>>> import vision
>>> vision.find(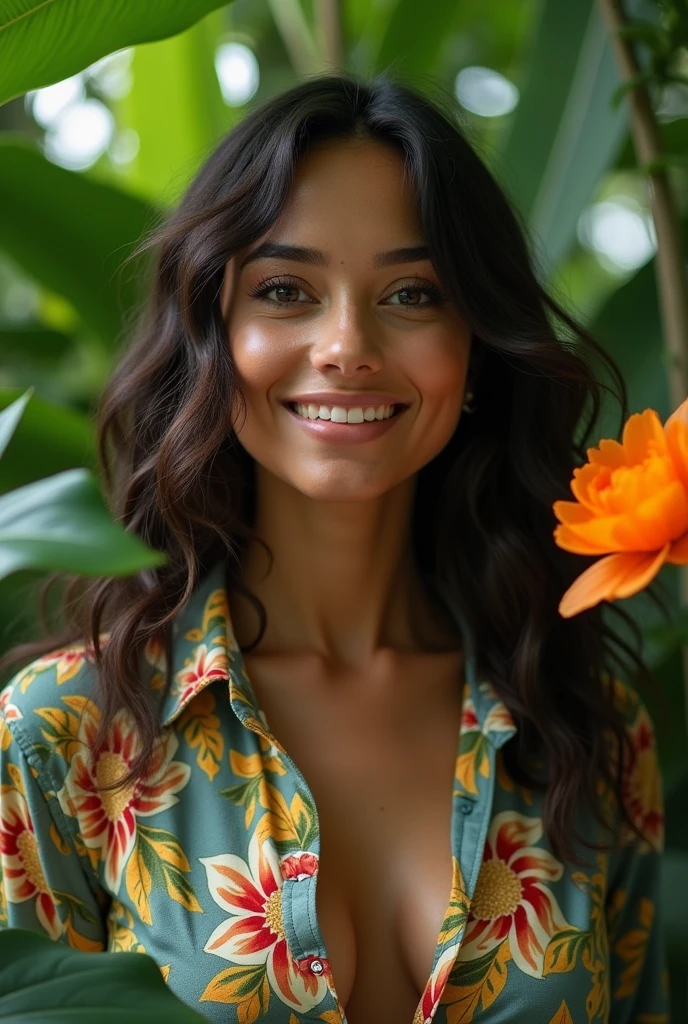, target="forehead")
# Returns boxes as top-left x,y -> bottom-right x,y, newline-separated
273,138 -> 422,241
